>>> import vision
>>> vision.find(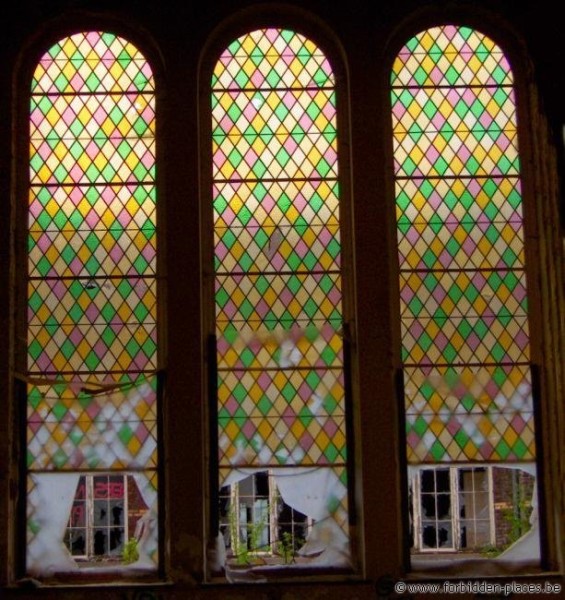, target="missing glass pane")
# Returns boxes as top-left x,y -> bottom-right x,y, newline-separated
219,471 -> 315,567
27,471 -> 158,576
66,475 -> 127,559
215,467 -> 350,579
410,465 -> 538,560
